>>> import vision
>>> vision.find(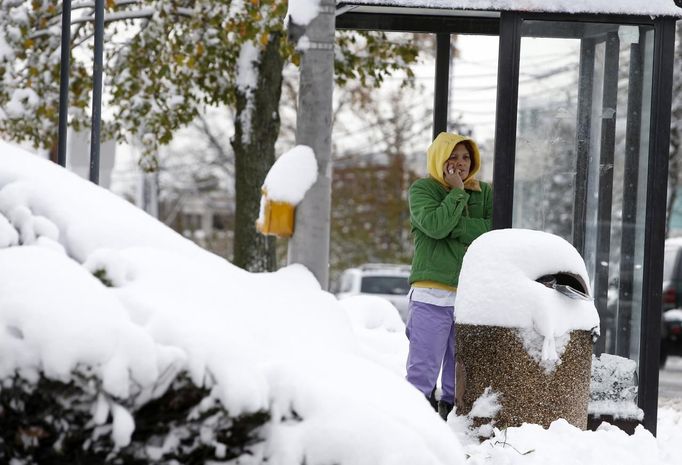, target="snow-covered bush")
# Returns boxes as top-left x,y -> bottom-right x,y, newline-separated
0,142 -> 463,465
1,375 -> 269,464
